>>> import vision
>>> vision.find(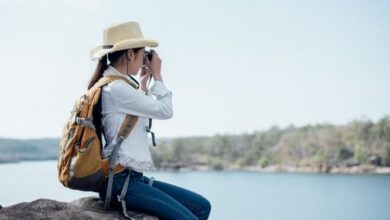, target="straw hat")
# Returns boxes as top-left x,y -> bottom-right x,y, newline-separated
90,21 -> 158,61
